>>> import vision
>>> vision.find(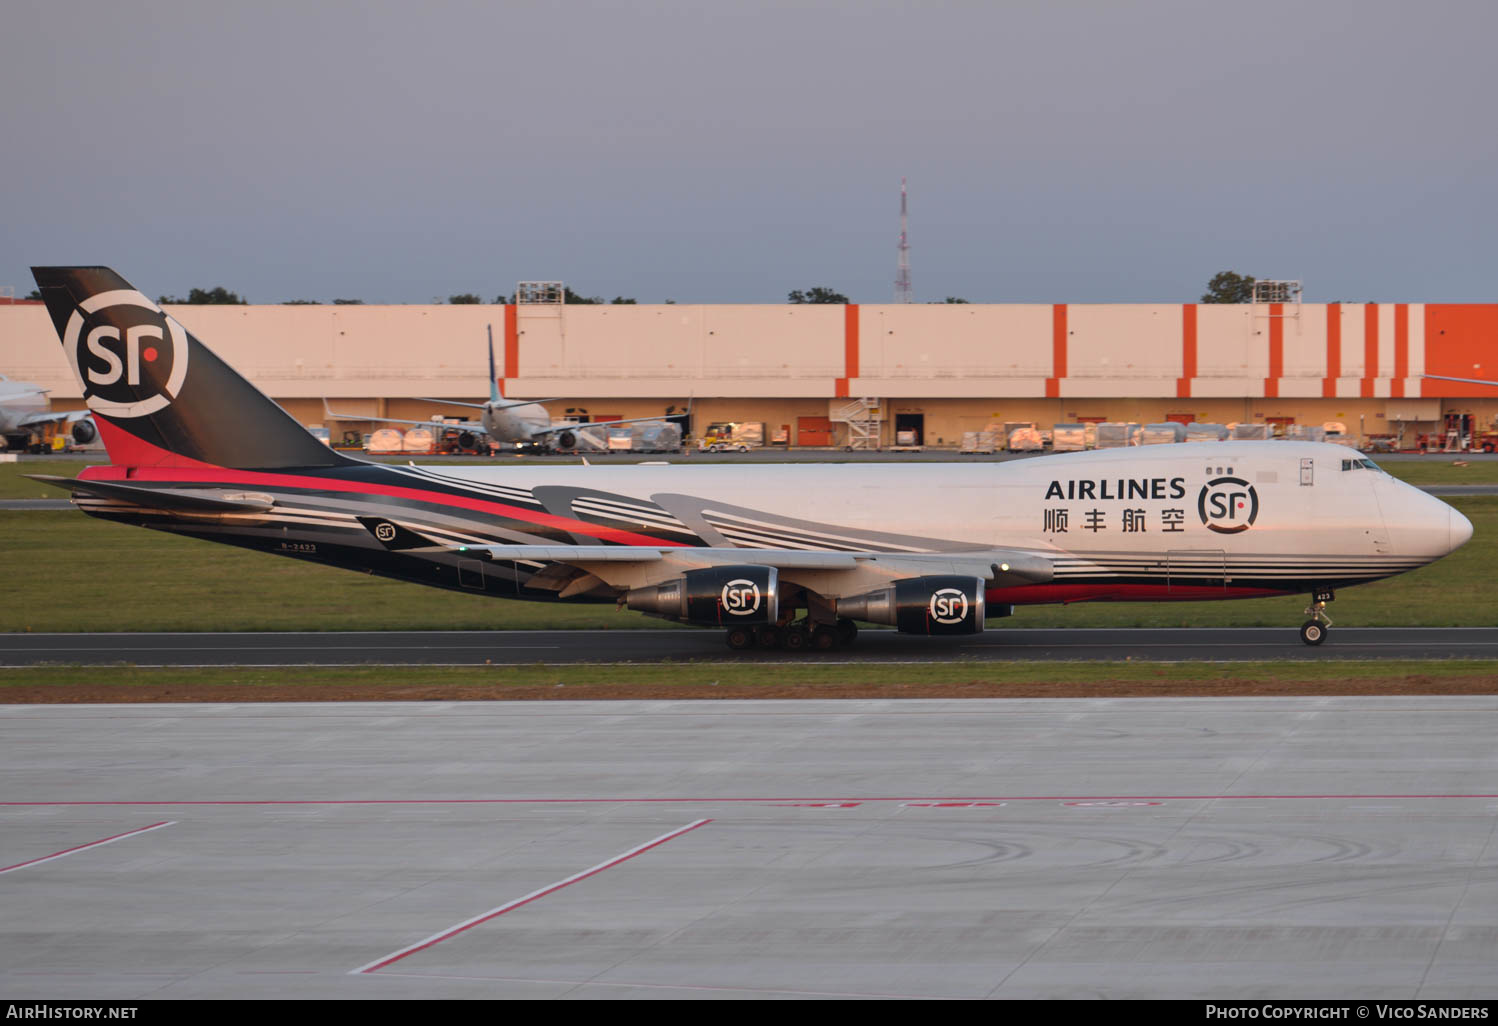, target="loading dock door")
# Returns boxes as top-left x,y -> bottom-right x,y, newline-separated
894,413 -> 924,446
797,416 -> 832,447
